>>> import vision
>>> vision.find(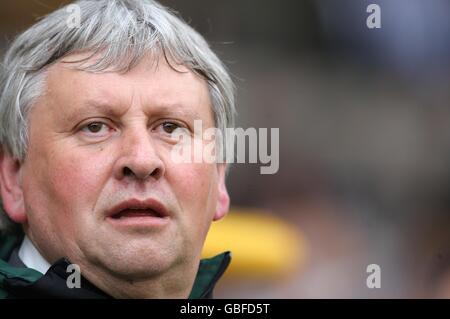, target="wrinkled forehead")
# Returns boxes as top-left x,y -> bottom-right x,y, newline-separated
35,51 -> 214,123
